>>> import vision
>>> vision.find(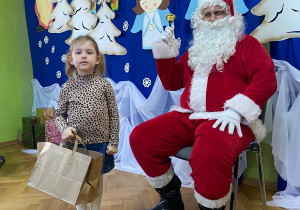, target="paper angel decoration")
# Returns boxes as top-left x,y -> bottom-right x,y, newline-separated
131,0 -> 171,50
